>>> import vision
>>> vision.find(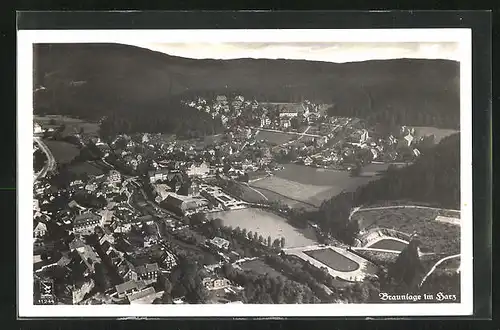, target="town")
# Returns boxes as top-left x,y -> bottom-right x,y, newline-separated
33,94 -> 460,305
